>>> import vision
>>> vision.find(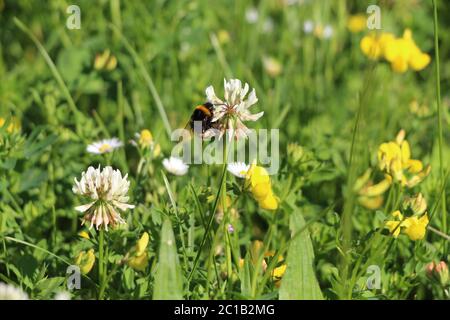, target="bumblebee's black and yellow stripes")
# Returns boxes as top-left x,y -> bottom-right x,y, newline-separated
189,102 -> 214,133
